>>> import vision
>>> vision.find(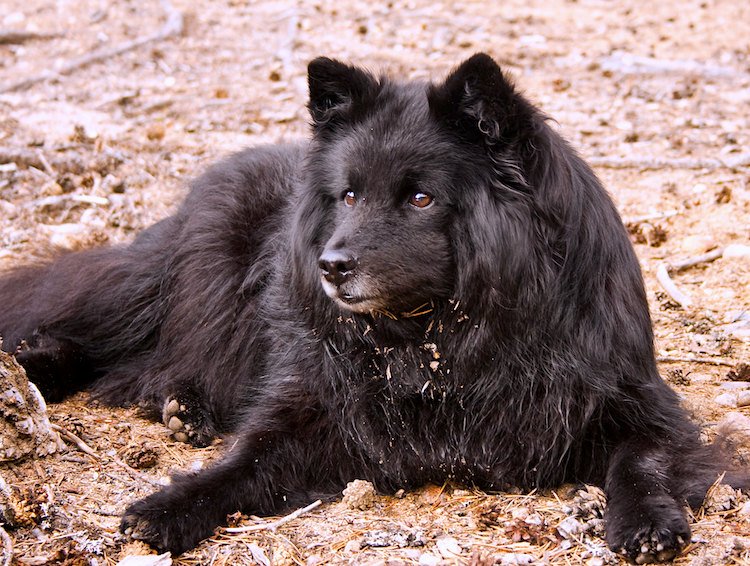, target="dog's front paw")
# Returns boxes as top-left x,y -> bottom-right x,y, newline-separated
606,496 -> 690,563
121,490 -> 213,555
